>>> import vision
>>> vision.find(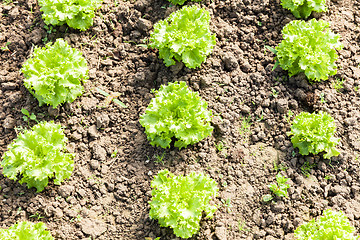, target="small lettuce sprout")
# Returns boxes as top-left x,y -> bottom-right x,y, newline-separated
288,111 -> 340,159
38,0 -> 102,31
281,0 -> 327,19
150,5 -> 216,69
295,209 -> 359,239
0,221 -> 54,240
150,169 -> 218,239
275,19 -> 343,82
263,173 -> 290,202
139,81 -> 213,149
21,38 -> 88,109
1,121 -> 74,192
